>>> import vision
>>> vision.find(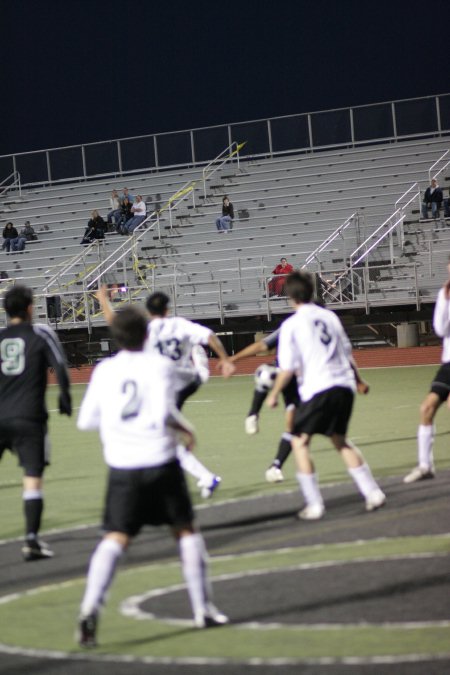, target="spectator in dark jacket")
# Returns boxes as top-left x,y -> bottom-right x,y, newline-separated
421,179 -> 443,219
117,197 -> 133,233
2,222 -> 26,252
80,211 -> 107,245
20,221 -> 38,241
215,196 -> 234,233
